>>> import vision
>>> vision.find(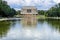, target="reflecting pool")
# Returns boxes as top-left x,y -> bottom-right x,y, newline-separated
0,18 -> 60,40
